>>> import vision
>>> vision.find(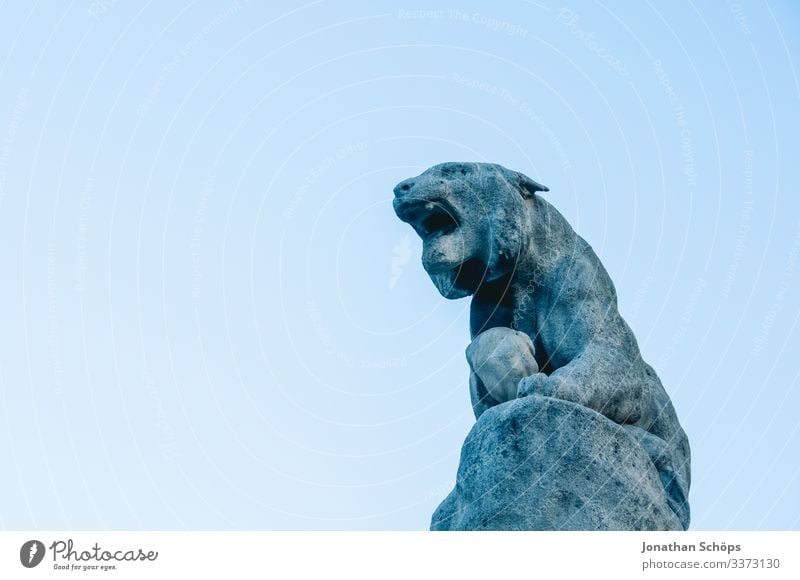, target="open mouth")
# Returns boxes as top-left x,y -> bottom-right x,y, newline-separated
417,204 -> 458,239
394,198 -> 460,241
